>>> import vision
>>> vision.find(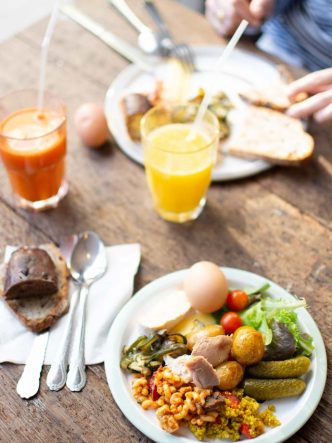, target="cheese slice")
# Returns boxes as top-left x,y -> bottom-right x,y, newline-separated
139,289 -> 192,331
